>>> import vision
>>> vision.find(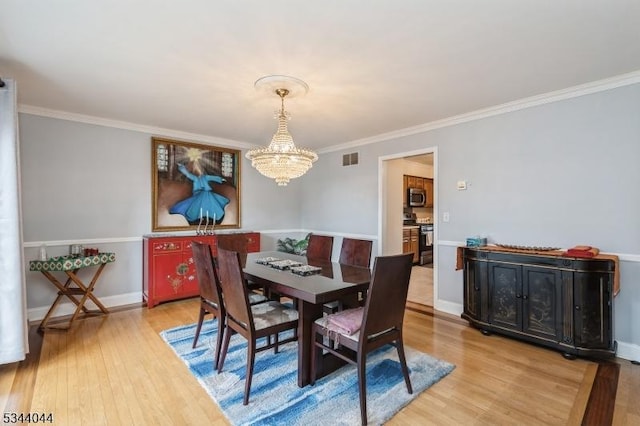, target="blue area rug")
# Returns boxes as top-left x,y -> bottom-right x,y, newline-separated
160,320 -> 455,425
